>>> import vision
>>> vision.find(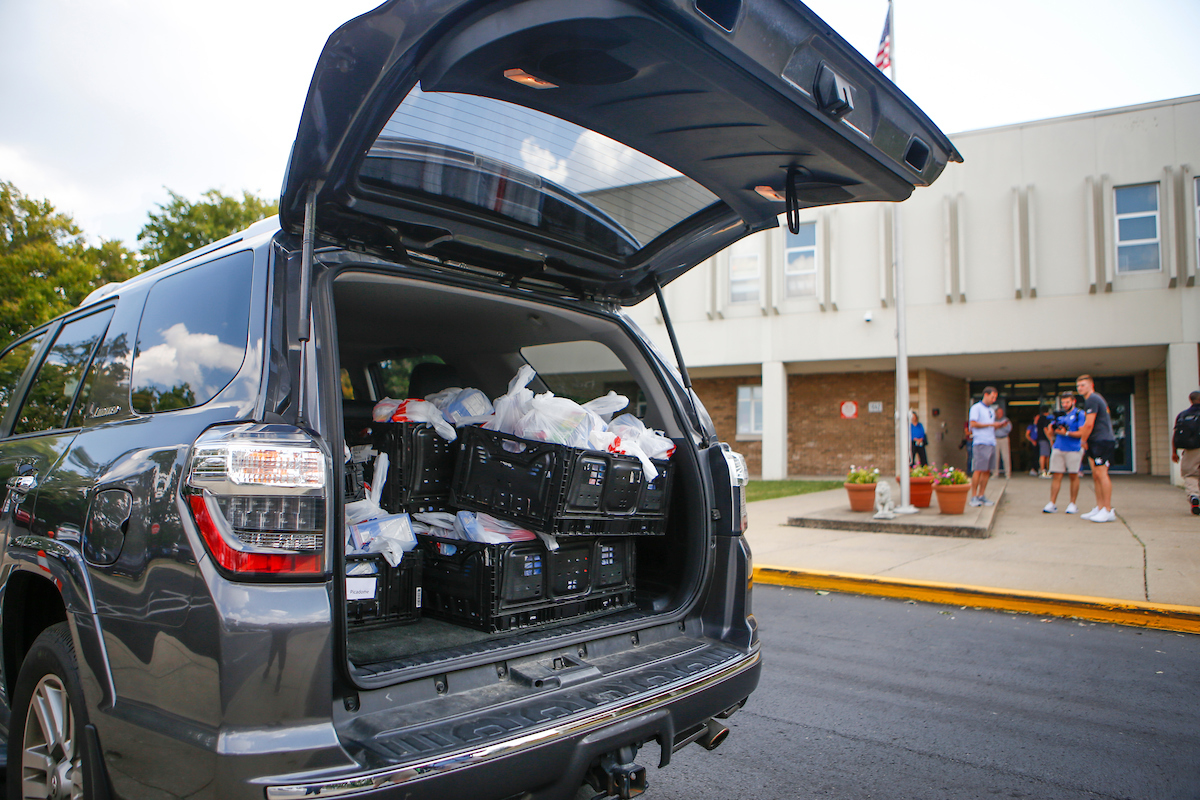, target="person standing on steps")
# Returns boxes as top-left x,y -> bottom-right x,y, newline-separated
968,387 -> 1001,507
1043,391 -> 1086,514
1076,375 -> 1117,523
910,410 -> 928,467
1171,389 -> 1200,516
